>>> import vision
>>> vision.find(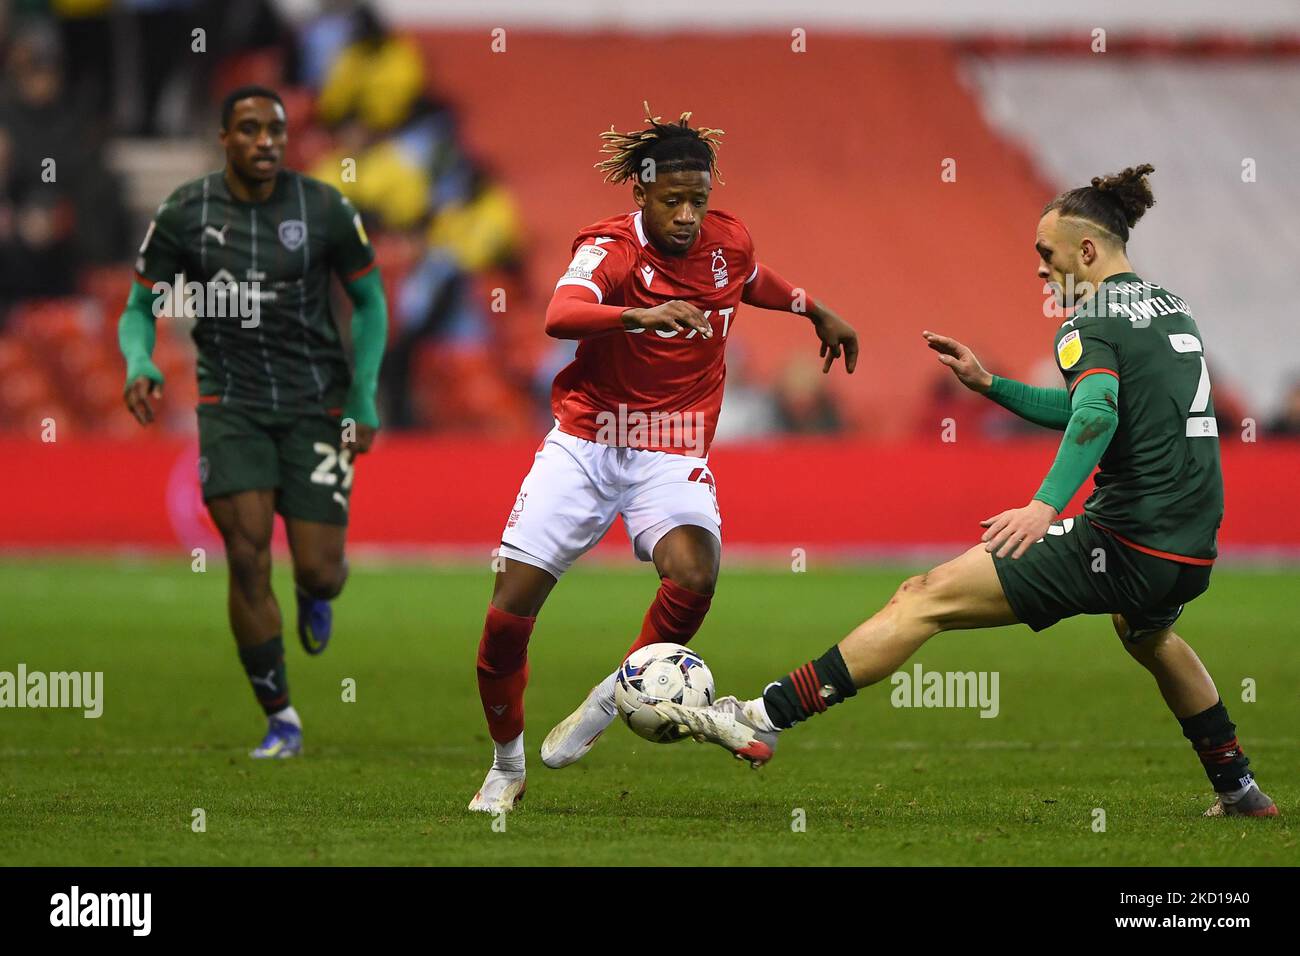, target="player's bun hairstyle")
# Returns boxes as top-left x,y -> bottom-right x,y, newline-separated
1044,163 -> 1156,245
220,85 -> 285,130
596,102 -> 724,185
